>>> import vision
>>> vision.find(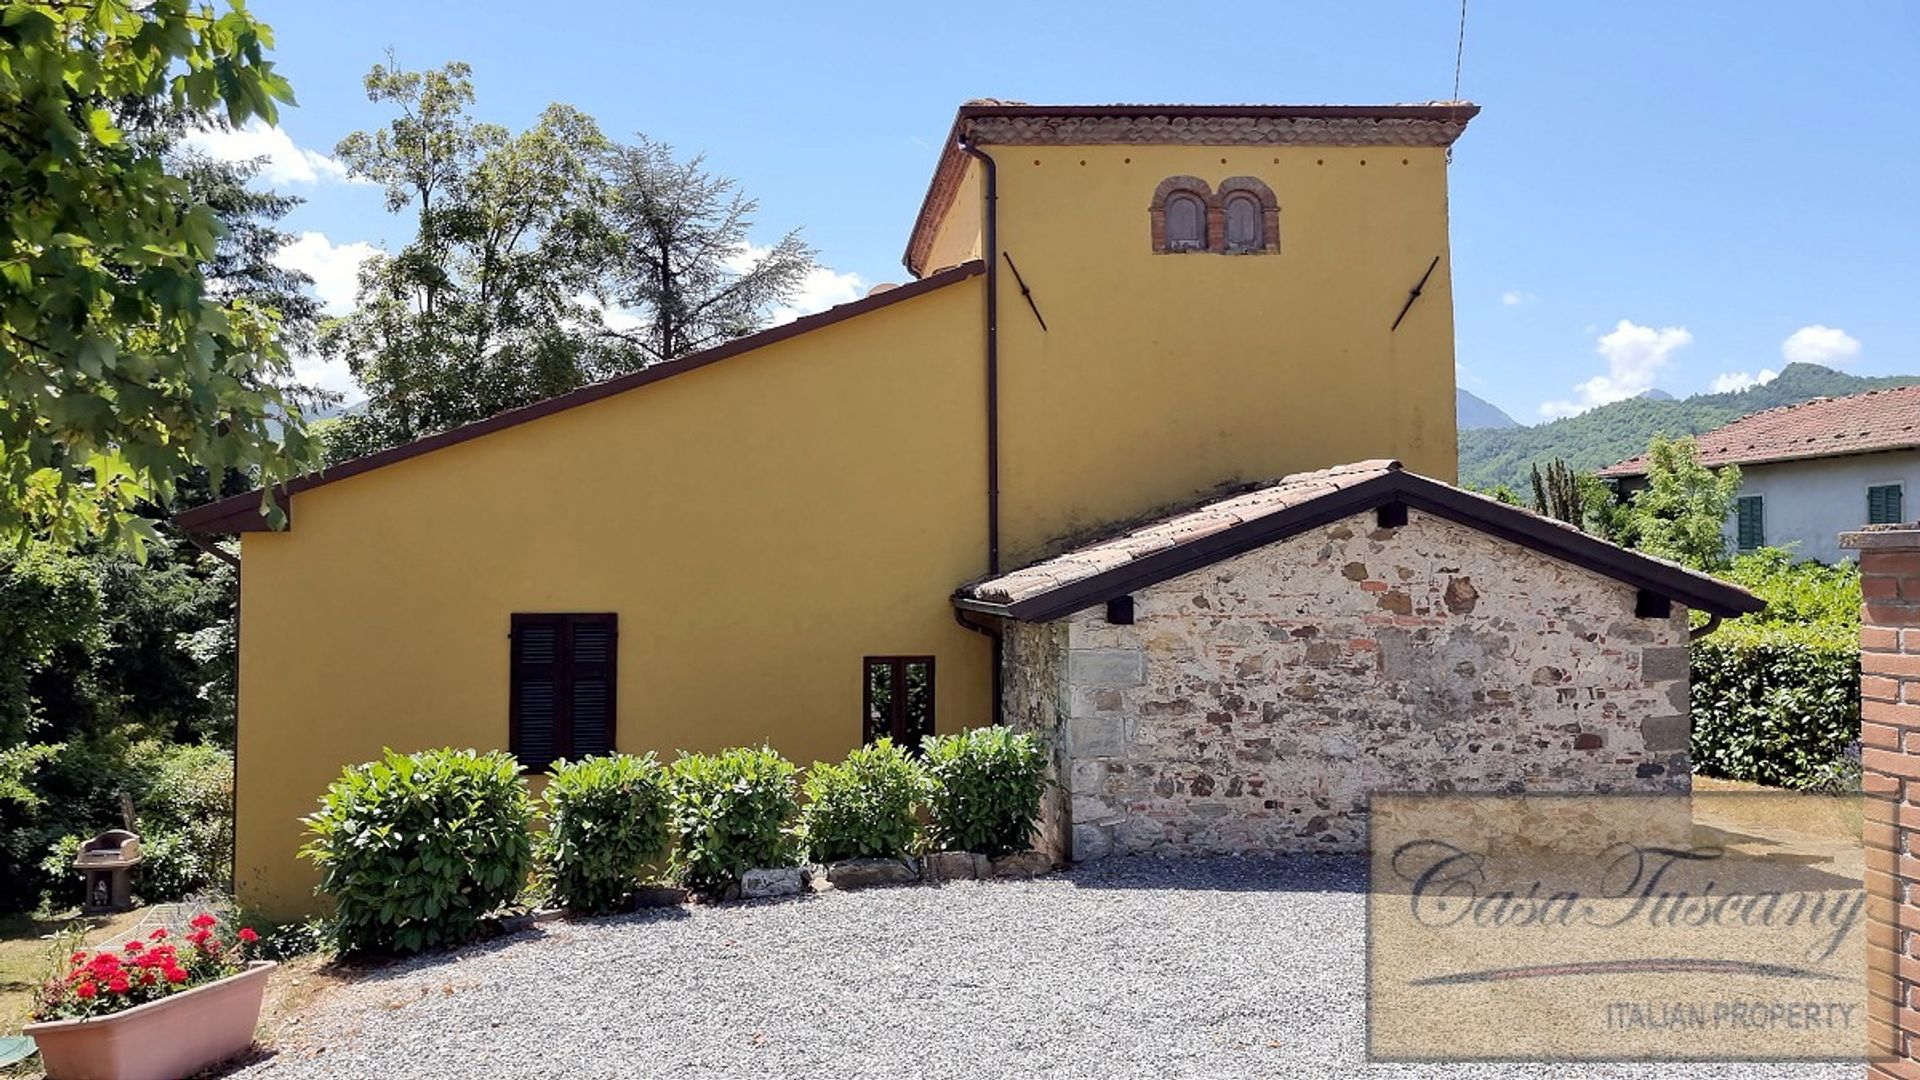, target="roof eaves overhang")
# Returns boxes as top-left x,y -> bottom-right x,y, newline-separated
952,471 -> 1763,622
1601,440 -> 1920,479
